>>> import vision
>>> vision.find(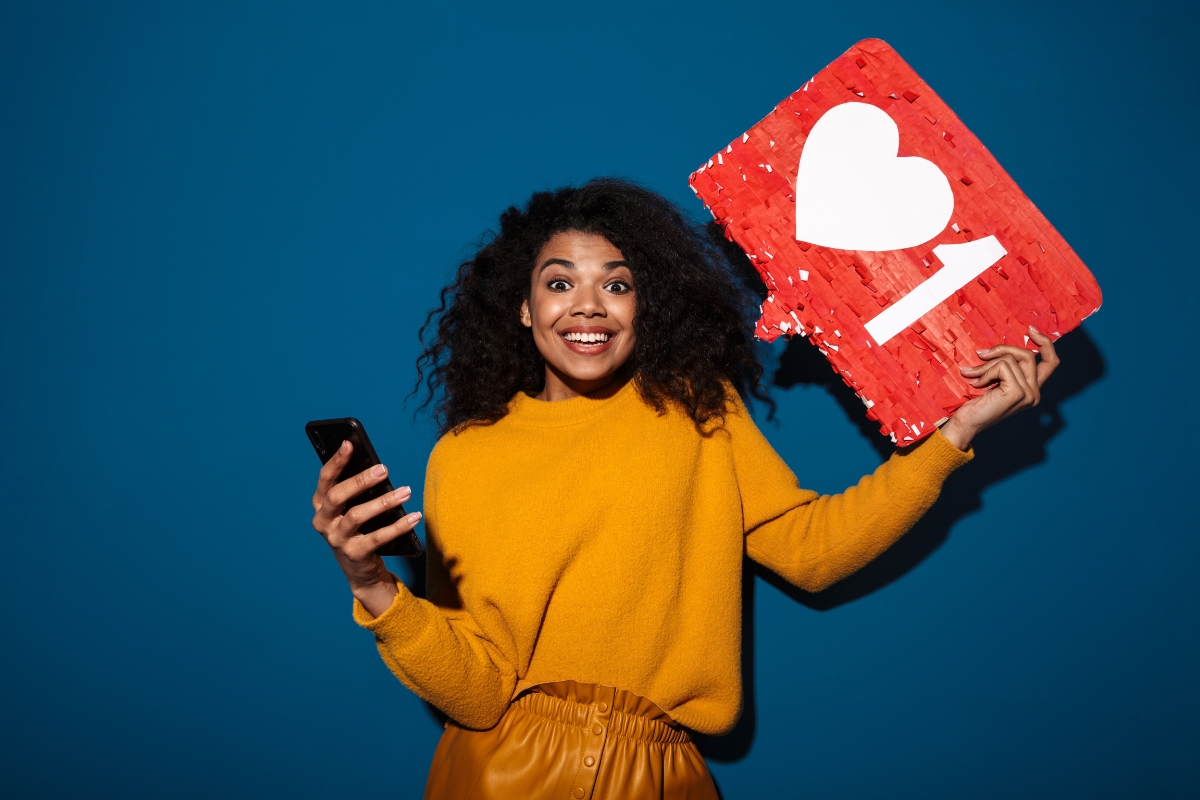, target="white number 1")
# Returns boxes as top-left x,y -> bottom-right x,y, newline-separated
863,235 -> 1007,345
